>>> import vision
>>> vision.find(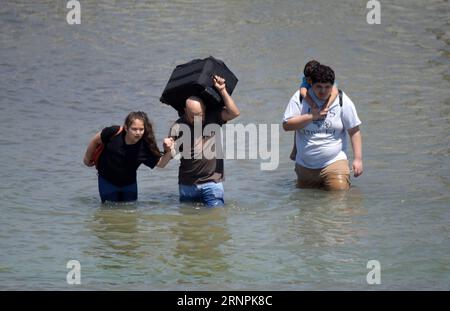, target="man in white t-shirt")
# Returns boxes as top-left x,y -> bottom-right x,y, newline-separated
282,64 -> 363,190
